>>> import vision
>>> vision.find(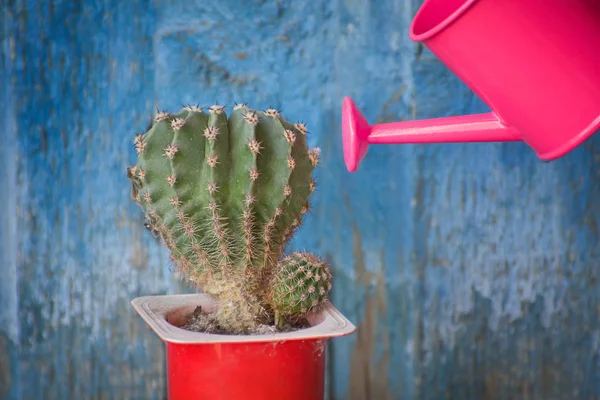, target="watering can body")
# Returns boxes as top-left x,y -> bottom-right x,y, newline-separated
343,0 -> 600,172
